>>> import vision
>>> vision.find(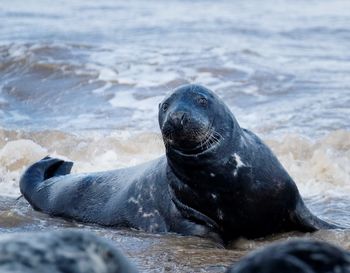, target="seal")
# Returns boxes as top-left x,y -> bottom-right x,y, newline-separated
226,239 -> 350,273
20,84 -> 339,243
